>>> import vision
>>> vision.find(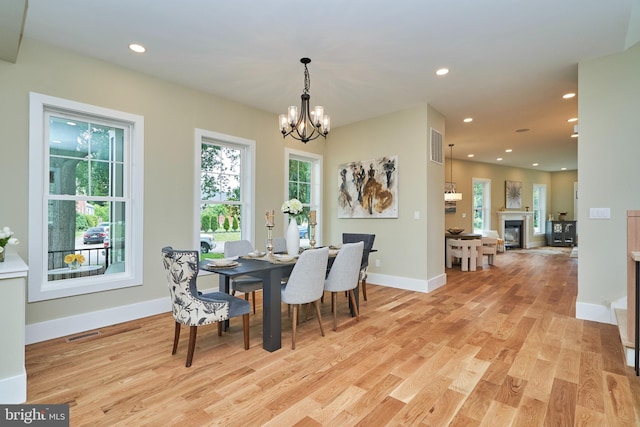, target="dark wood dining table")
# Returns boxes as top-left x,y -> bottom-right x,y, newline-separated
200,251 -> 354,352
